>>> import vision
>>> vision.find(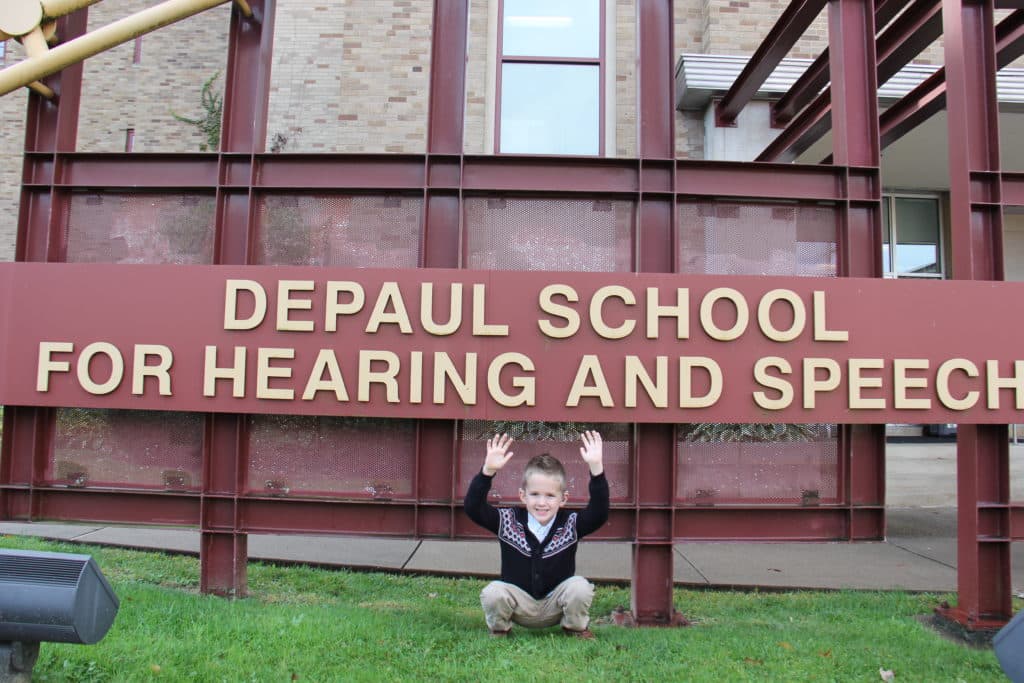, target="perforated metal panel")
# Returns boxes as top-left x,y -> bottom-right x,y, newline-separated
679,201 -> 837,277
464,197 -> 634,271
65,193 -> 215,264
677,201 -> 839,503
676,424 -> 838,504
247,415 -> 416,498
458,420 -> 632,503
50,409 -> 203,490
255,194 -> 422,267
